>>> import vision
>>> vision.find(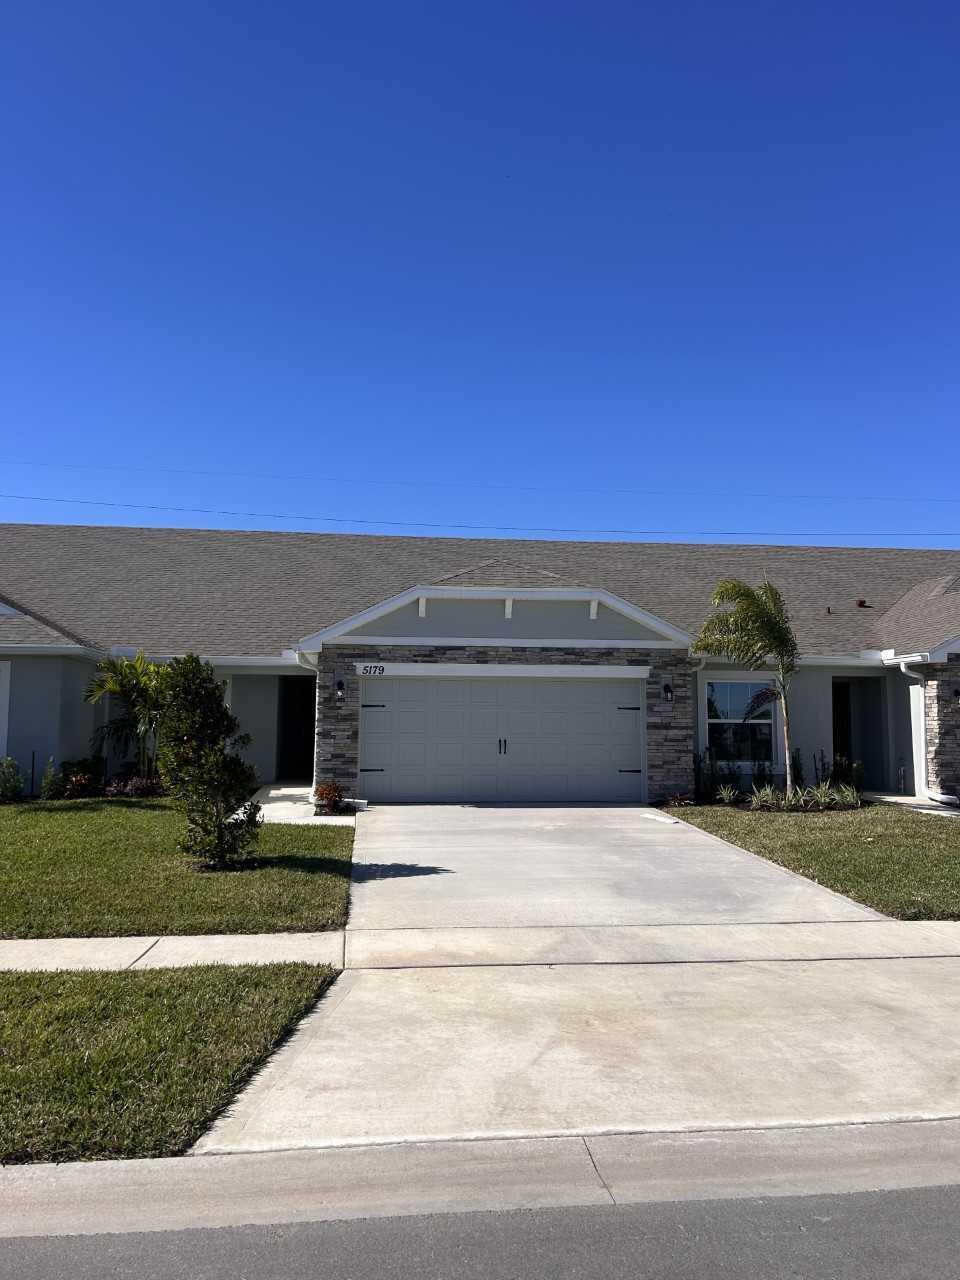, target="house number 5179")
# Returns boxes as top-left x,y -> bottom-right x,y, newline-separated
360,664 -> 386,676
